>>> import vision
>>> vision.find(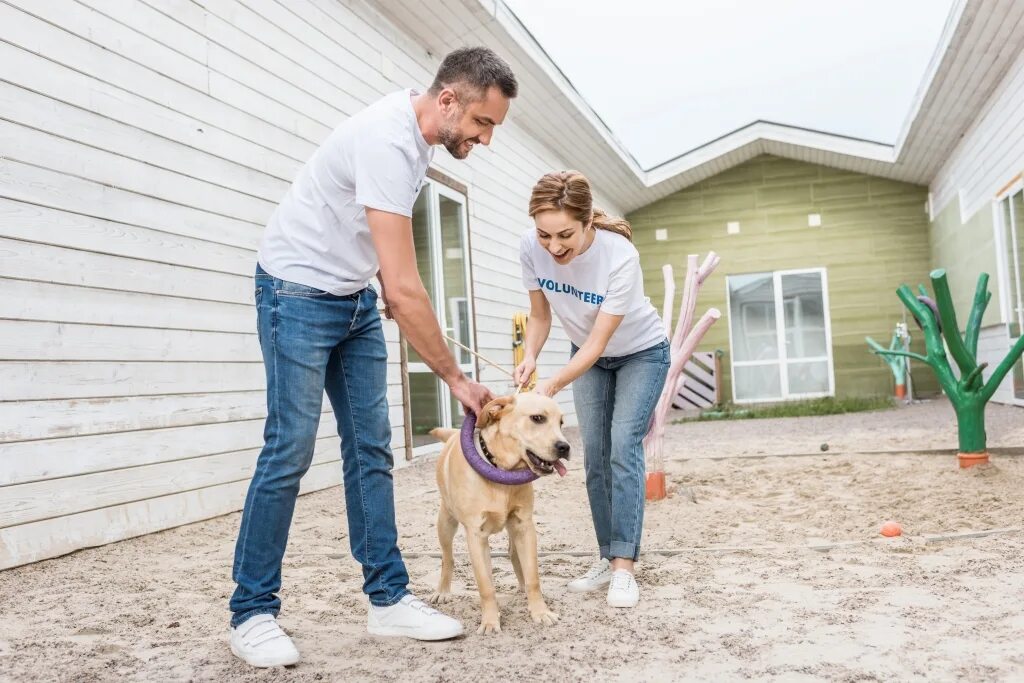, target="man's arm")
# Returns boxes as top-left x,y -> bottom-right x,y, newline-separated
367,208 -> 492,413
